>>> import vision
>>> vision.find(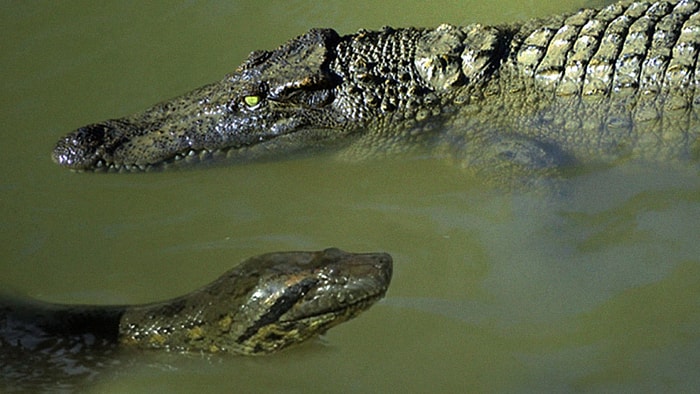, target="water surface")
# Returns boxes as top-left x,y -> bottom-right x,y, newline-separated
2,0 -> 700,392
